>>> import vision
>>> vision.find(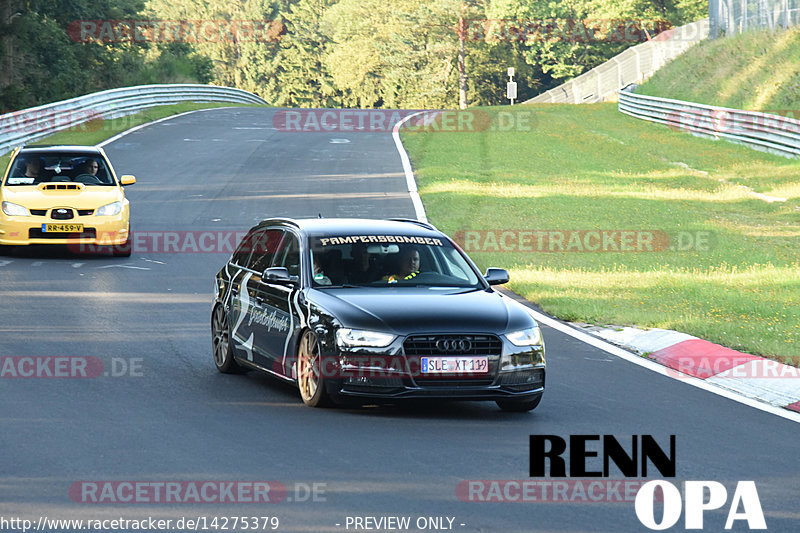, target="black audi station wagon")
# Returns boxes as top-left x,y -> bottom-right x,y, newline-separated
211,218 -> 545,411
